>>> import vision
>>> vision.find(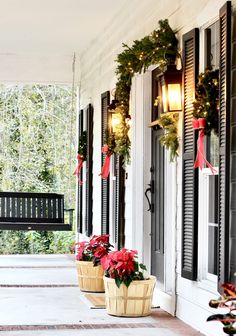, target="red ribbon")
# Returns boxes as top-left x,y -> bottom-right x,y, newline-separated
100,145 -> 112,179
192,118 -> 216,174
73,154 -> 84,184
